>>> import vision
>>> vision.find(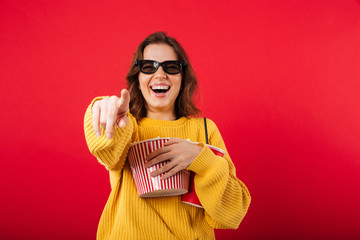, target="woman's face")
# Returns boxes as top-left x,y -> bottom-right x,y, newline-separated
138,43 -> 182,119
